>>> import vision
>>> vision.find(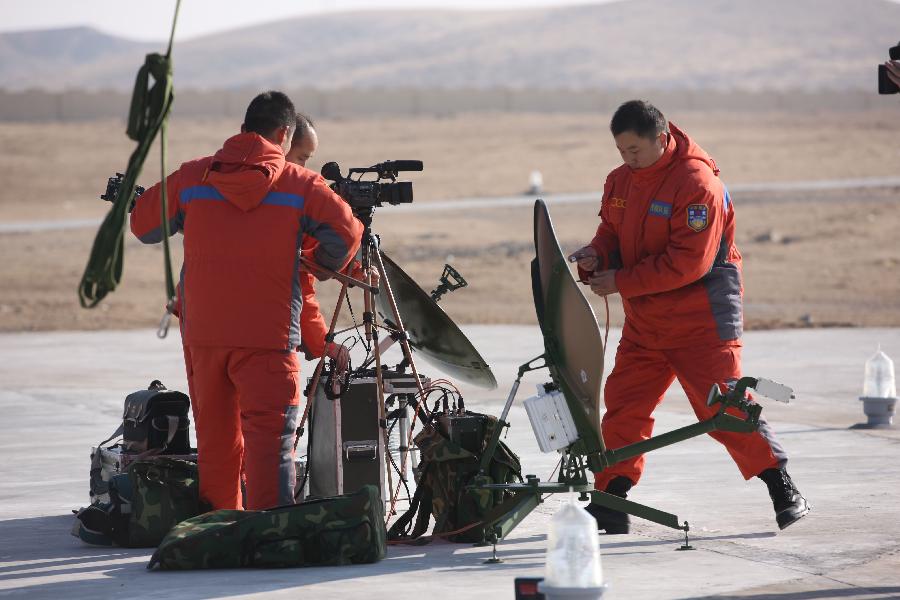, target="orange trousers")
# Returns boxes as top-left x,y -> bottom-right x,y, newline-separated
594,338 -> 786,491
183,345 -> 300,510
